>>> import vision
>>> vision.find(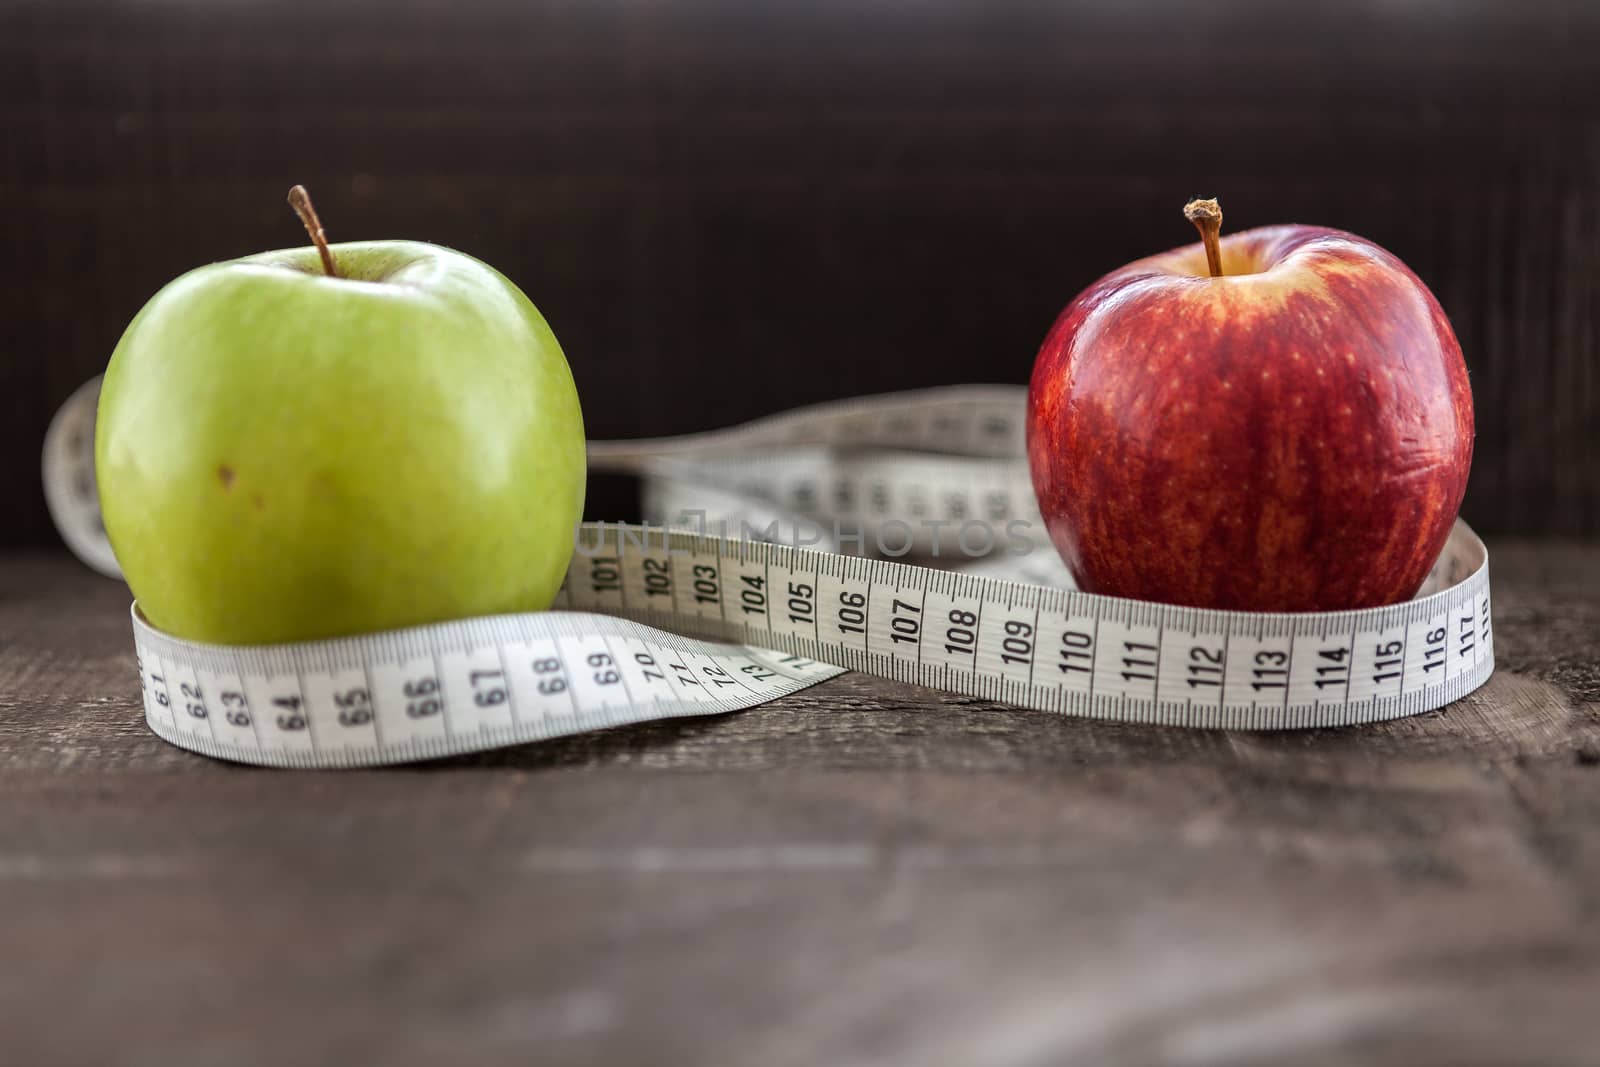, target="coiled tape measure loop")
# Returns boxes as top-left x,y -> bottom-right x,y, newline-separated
45,378 -> 1493,767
